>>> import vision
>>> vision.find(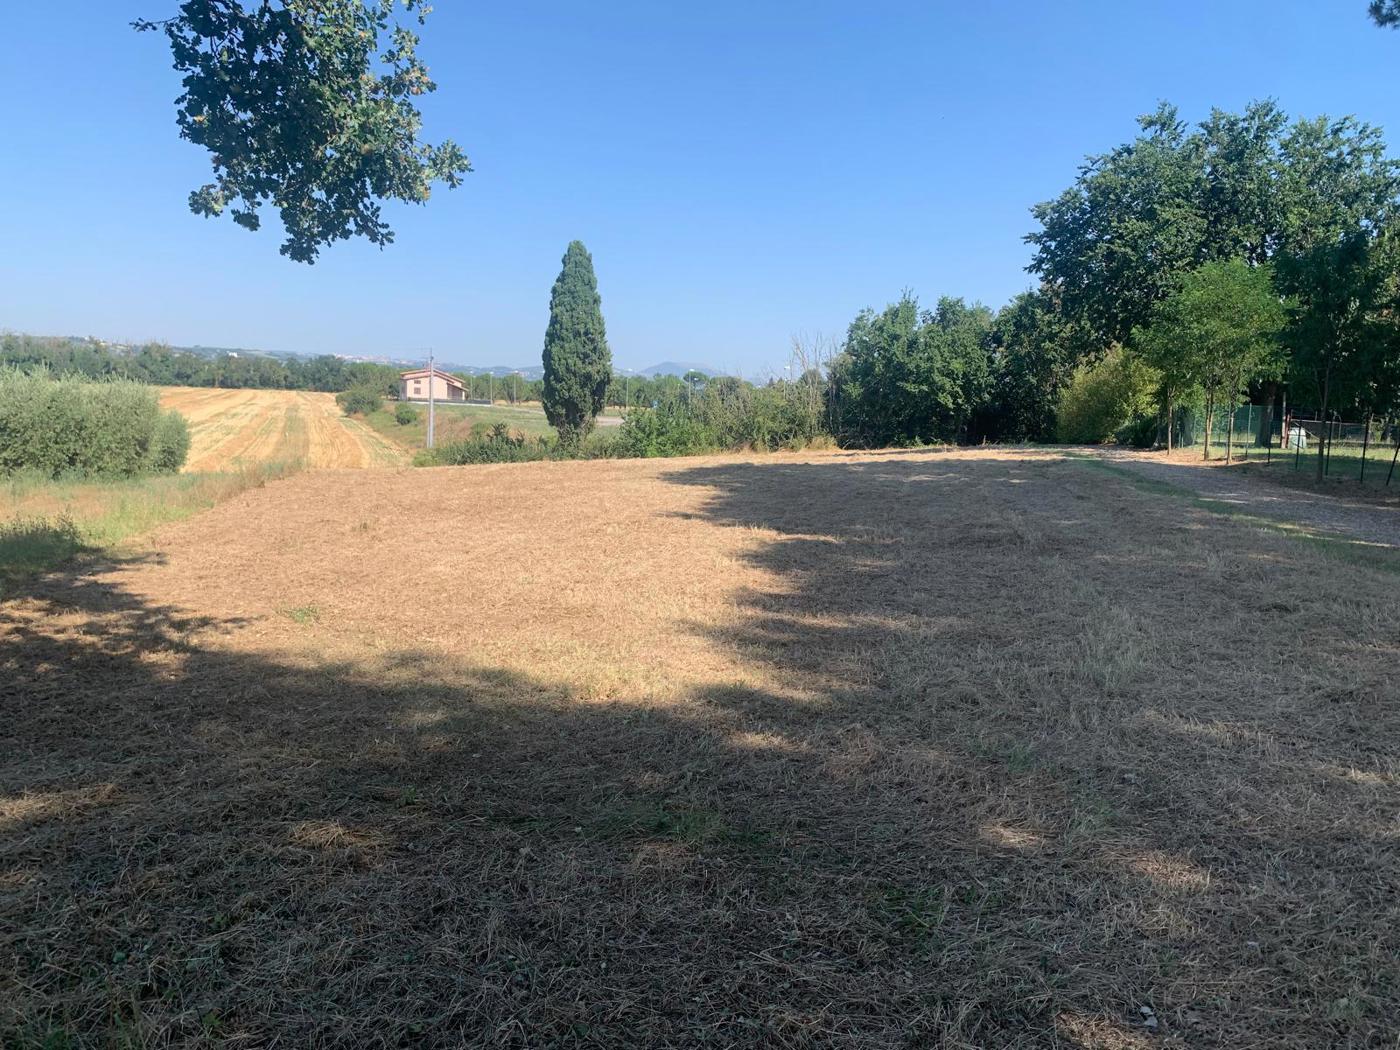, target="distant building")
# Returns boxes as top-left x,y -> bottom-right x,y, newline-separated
399,368 -> 466,402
